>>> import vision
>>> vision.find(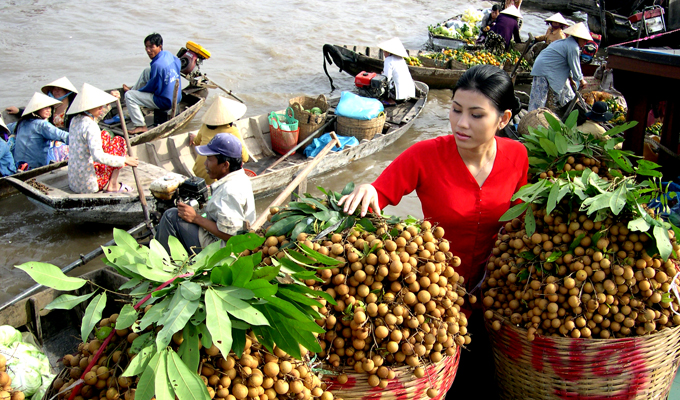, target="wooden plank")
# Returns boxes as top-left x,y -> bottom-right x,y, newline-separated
607,54 -> 680,80
168,136 -> 194,178
145,142 -> 163,167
